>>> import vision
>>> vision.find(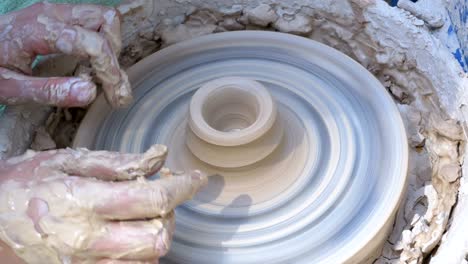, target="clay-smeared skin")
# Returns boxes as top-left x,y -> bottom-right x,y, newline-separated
0,145 -> 207,264
0,2 -> 131,107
